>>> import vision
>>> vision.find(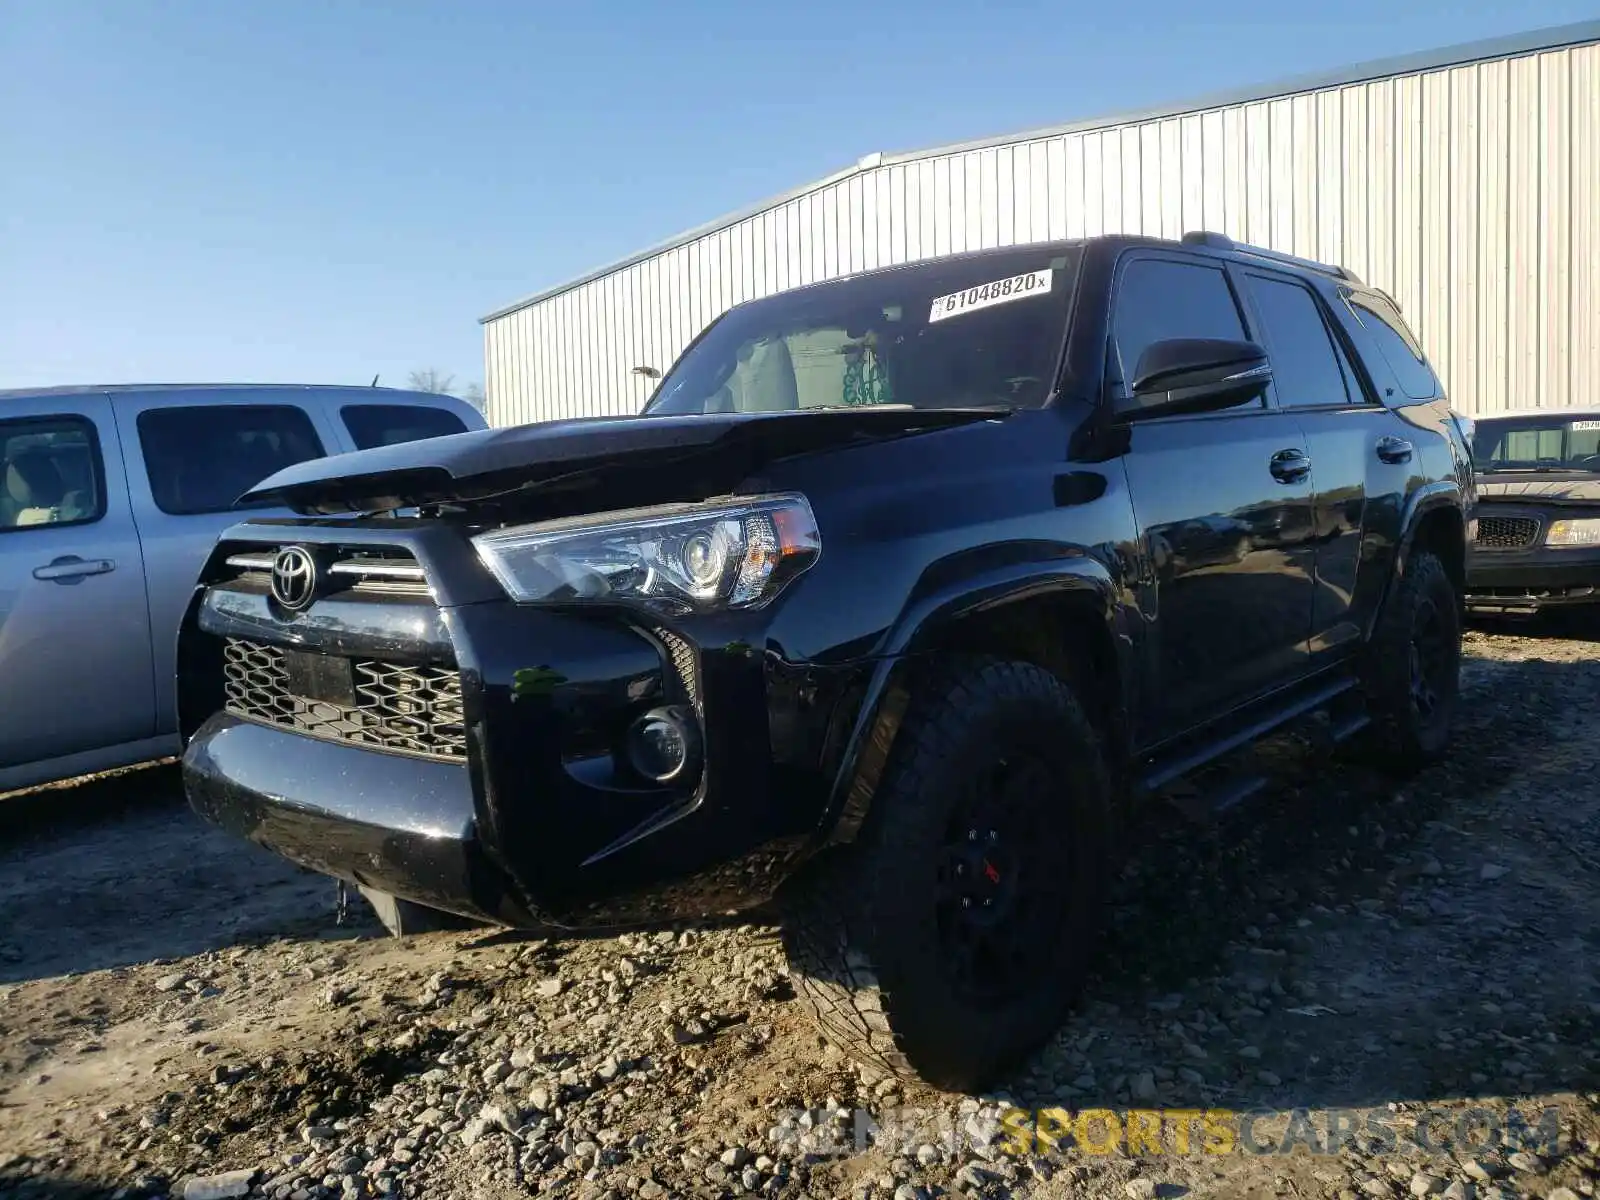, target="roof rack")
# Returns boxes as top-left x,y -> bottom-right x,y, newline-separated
1180,231 -> 1360,284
